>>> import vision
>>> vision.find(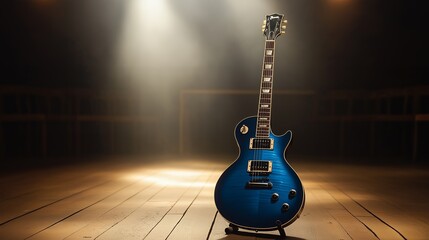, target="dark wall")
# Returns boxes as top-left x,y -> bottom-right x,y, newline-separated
1,0 -> 427,89
1,0 -> 428,167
